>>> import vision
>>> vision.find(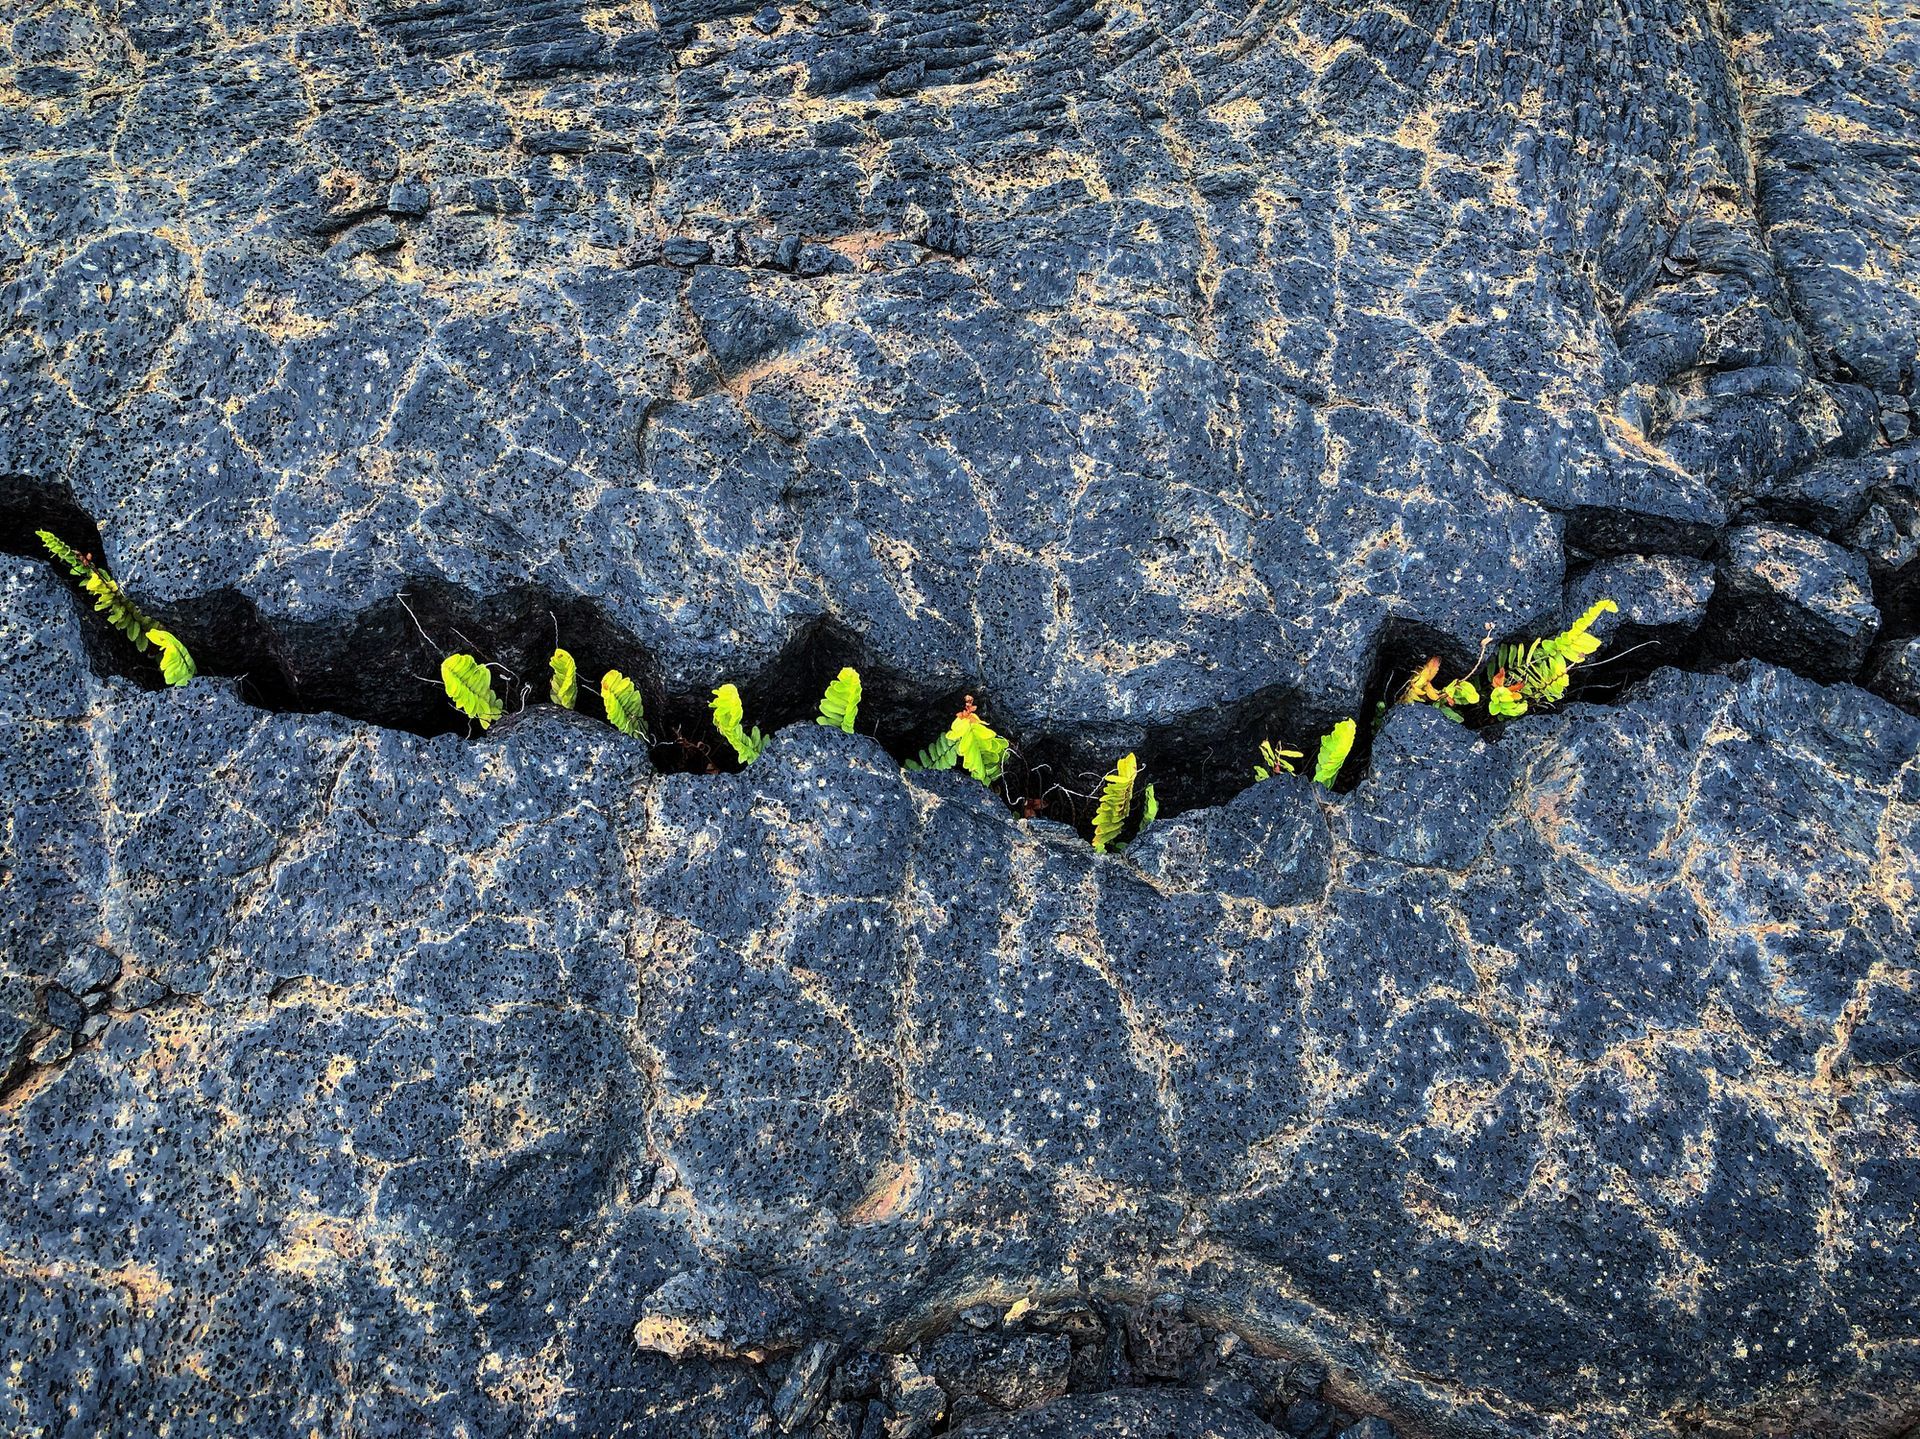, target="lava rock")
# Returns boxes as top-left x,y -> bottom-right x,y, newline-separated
1864,634 -> 1920,711
967,1390 -> 1285,1438
1708,524 -> 1881,680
